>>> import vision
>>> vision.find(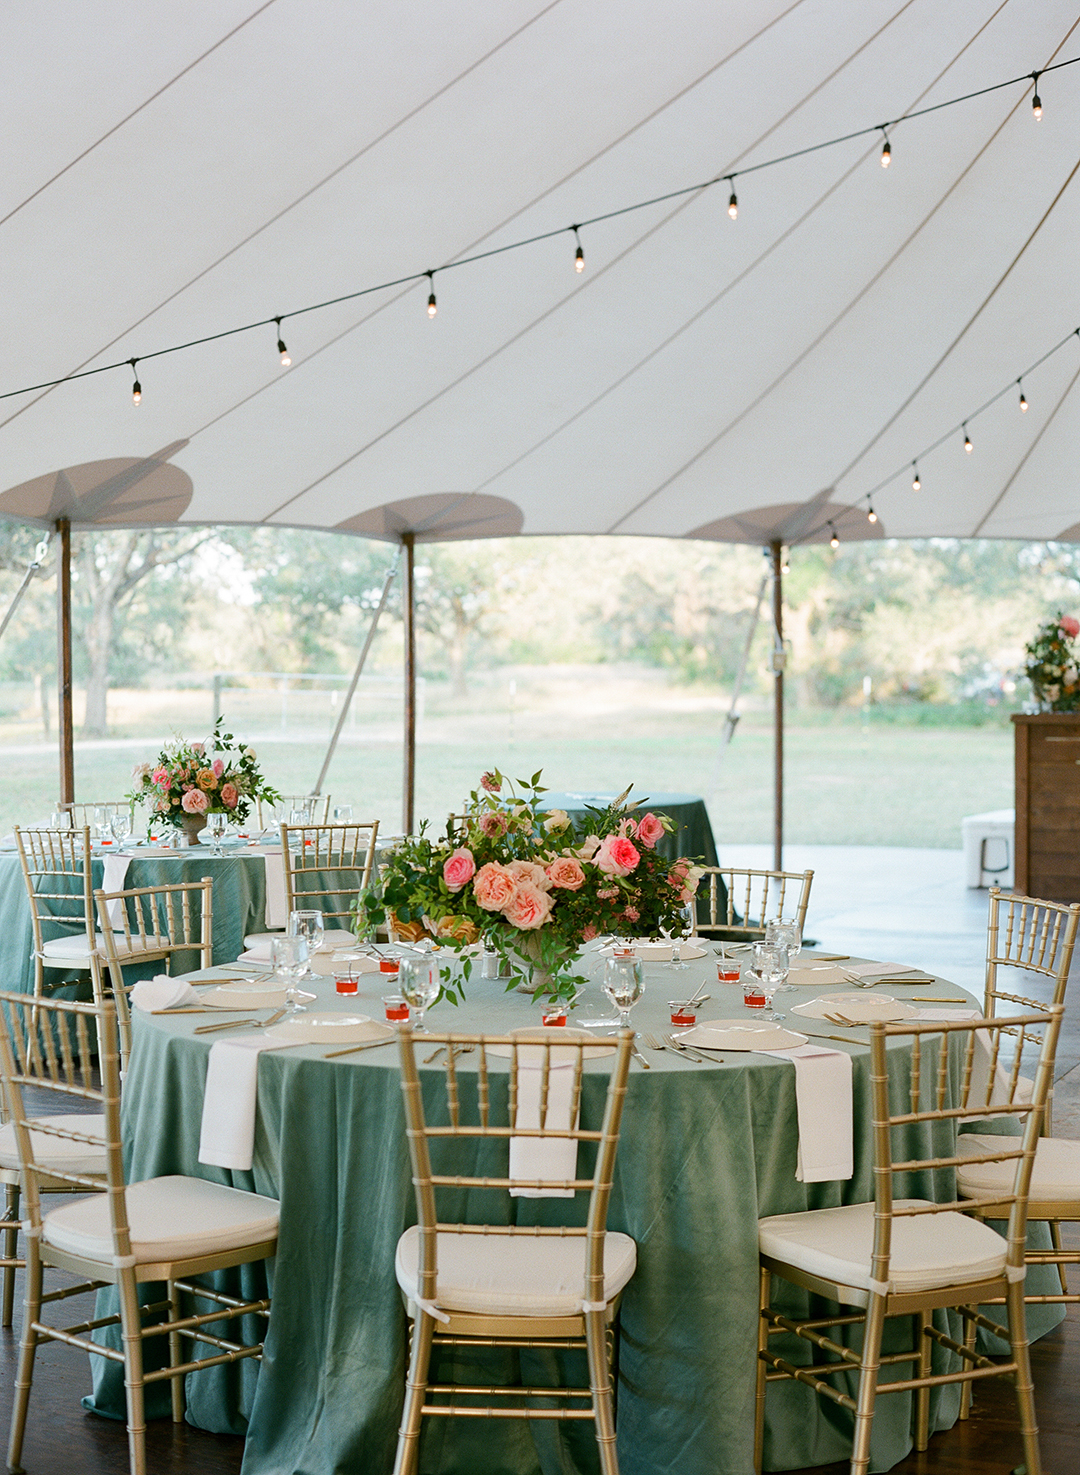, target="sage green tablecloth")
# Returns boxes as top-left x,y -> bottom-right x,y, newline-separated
0,848 -> 268,996
85,956 -> 1039,1475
